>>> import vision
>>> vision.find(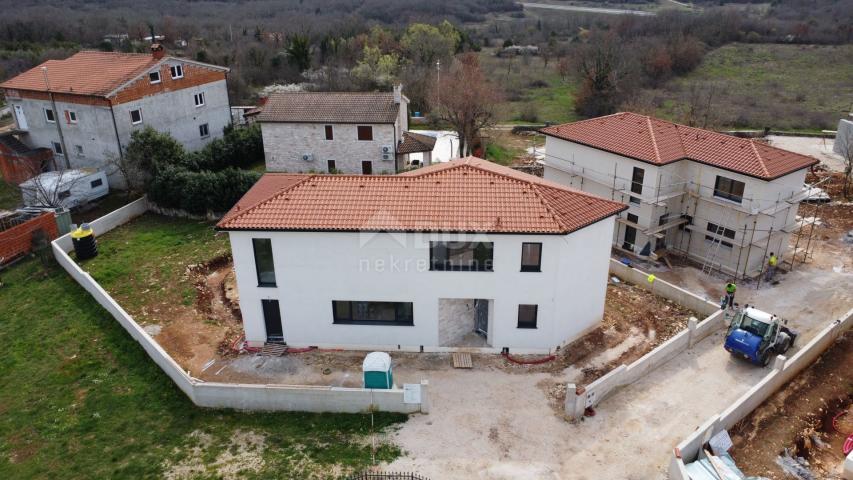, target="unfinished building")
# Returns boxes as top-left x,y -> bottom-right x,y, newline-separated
541,113 -> 819,278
